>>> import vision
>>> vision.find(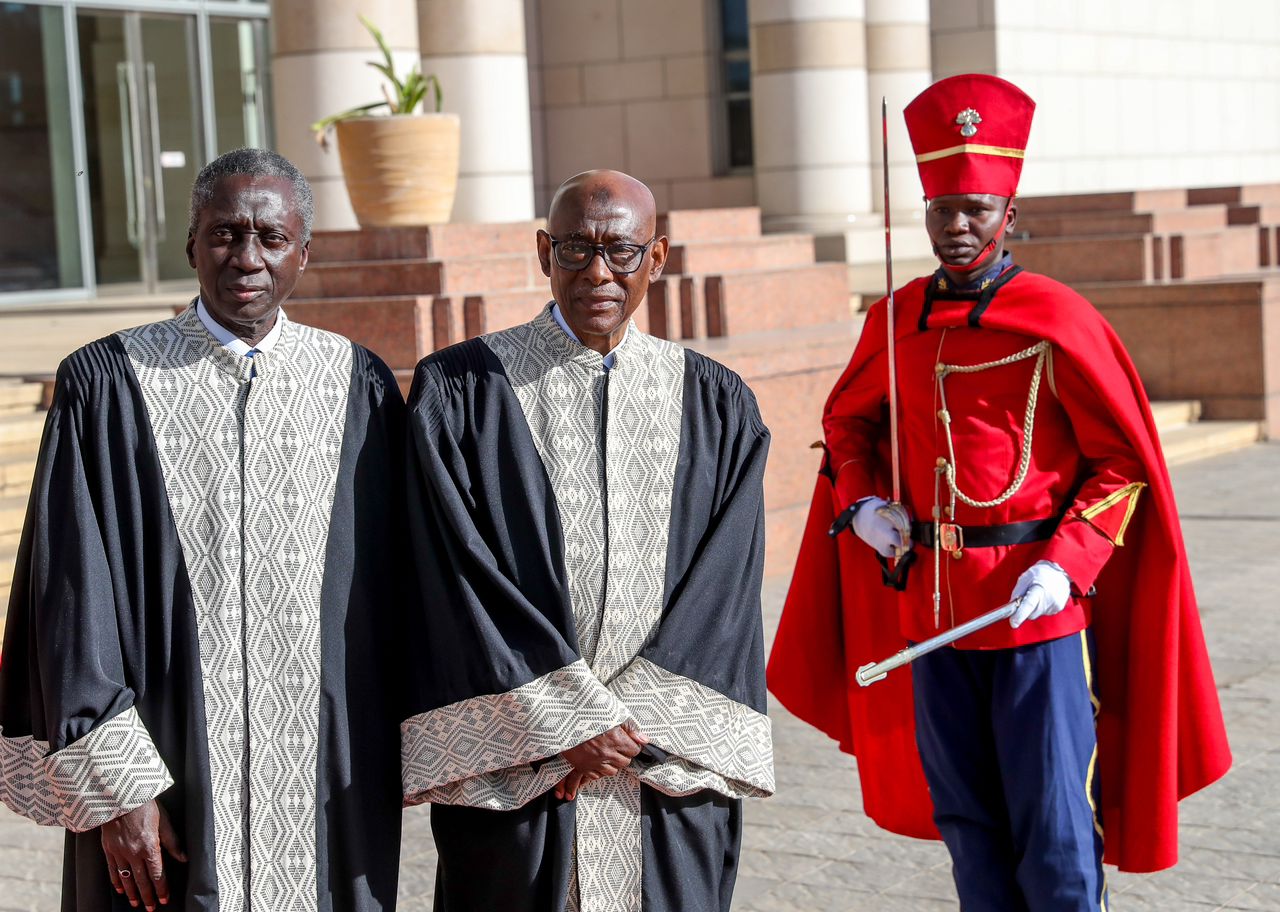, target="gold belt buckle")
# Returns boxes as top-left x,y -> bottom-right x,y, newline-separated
938,522 -> 964,552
